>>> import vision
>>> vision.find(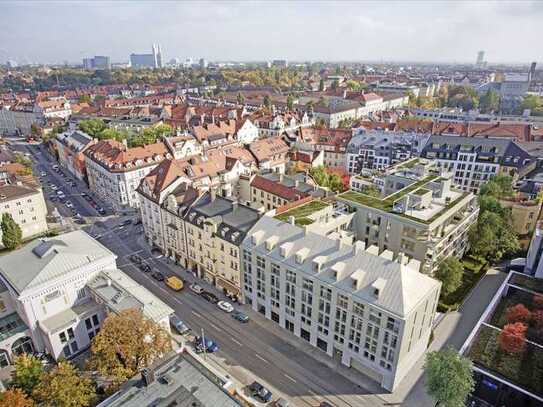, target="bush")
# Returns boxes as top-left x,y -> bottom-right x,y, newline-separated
499,322 -> 527,354
506,304 -> 532,324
